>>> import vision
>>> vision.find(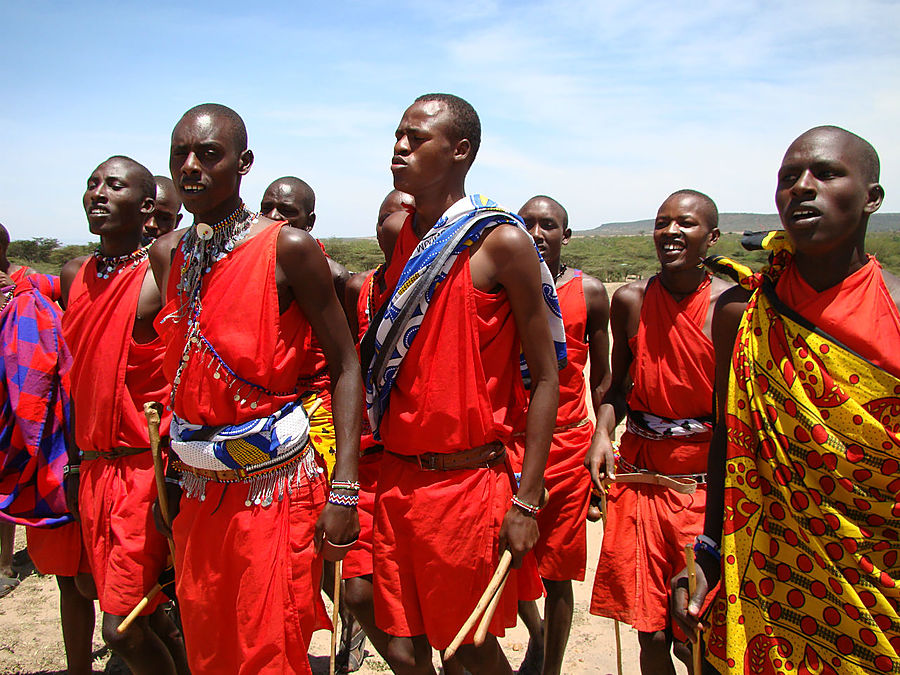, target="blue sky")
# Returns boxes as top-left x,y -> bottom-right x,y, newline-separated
2,1 -> 899,244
